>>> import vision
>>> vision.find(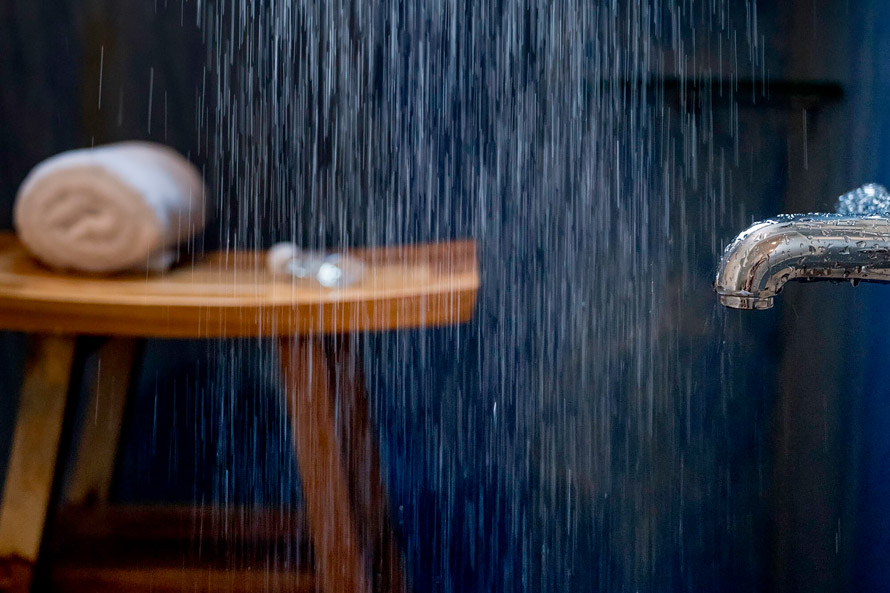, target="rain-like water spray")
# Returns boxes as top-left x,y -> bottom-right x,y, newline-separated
193,0 -> 768,591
